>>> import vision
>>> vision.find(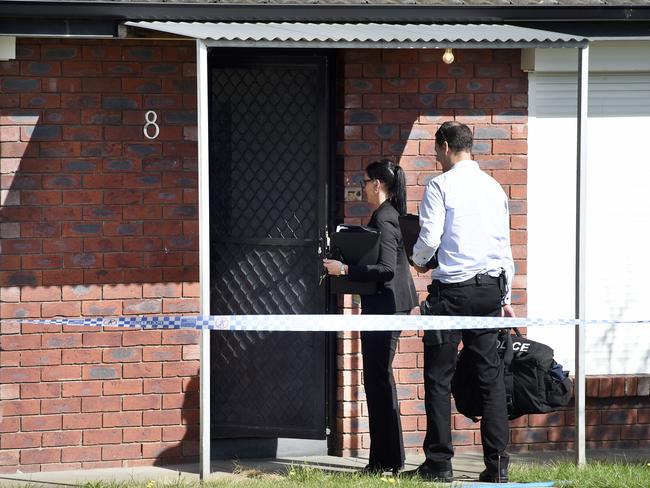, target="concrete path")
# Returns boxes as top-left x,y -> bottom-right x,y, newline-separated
0,450 -> 647,487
